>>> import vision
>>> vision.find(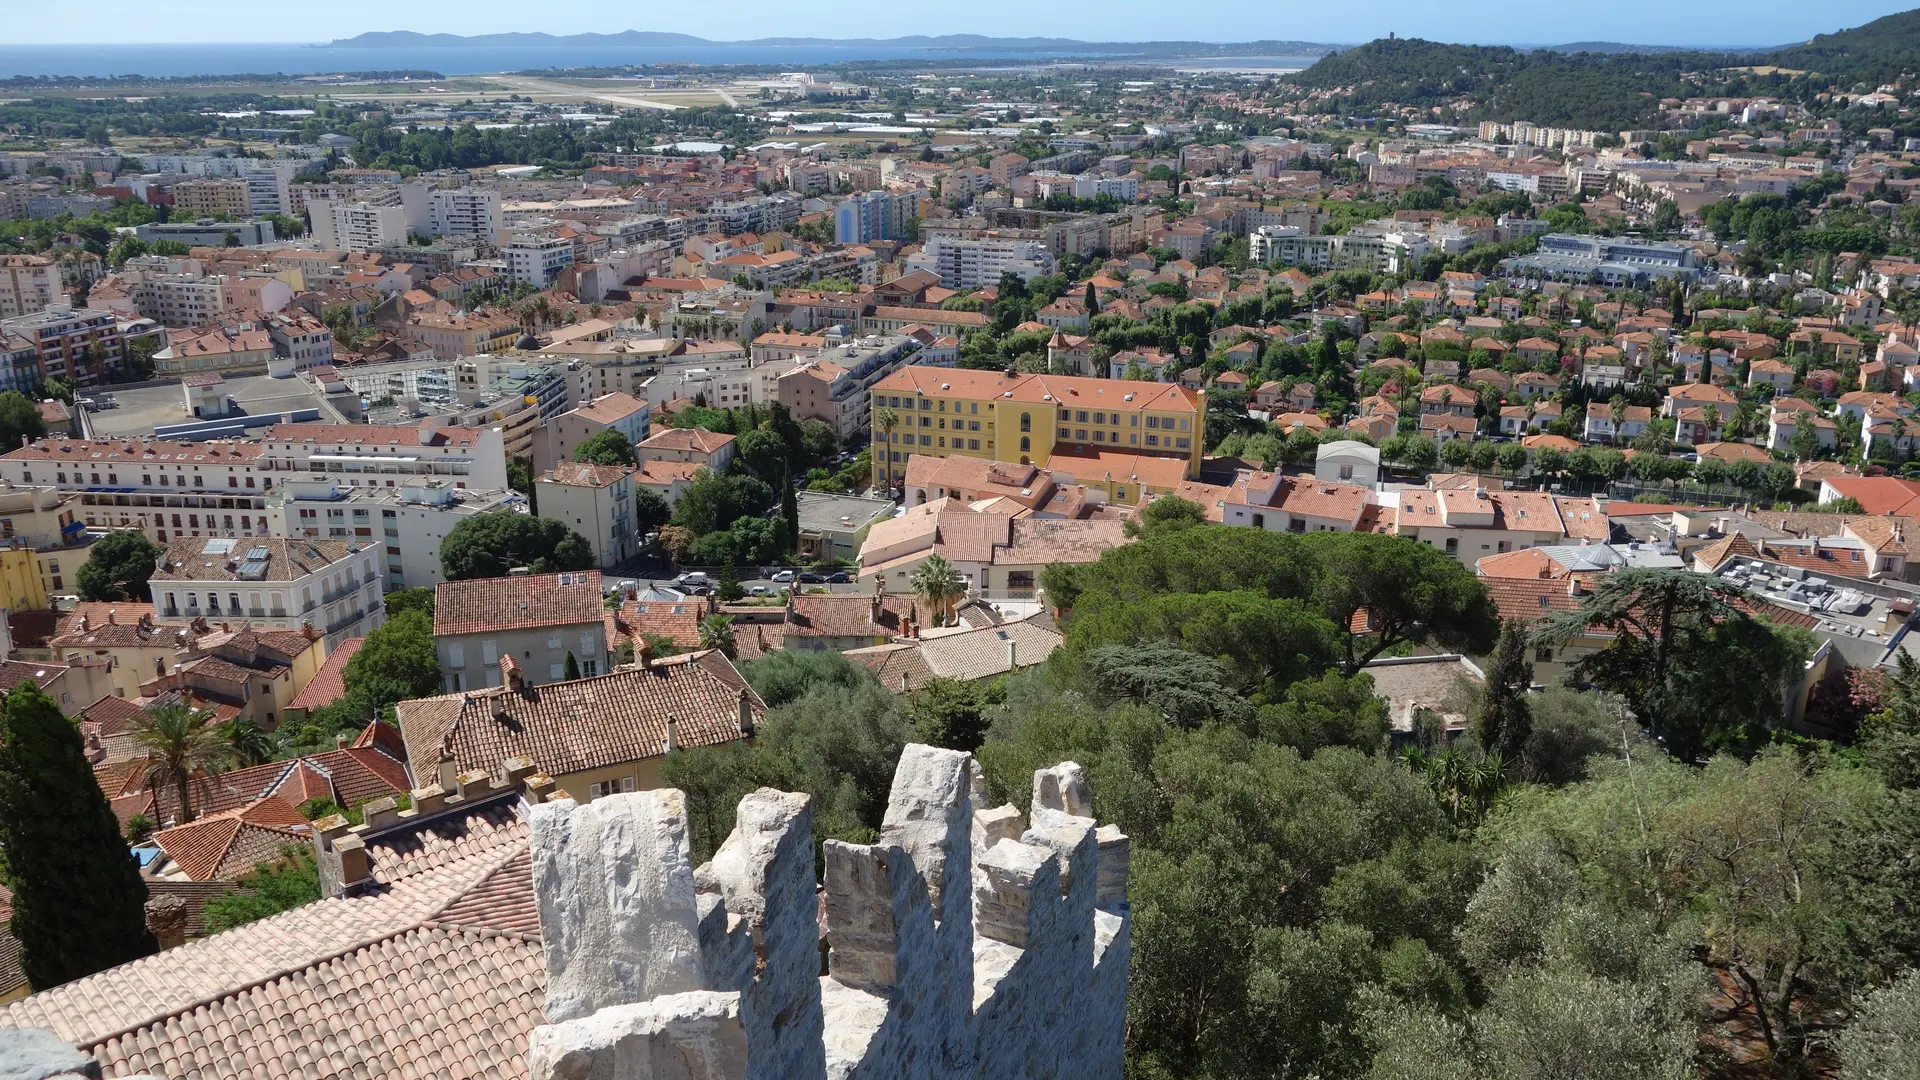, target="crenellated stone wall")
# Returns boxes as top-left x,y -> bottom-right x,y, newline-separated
524,744 -> 1130,1080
